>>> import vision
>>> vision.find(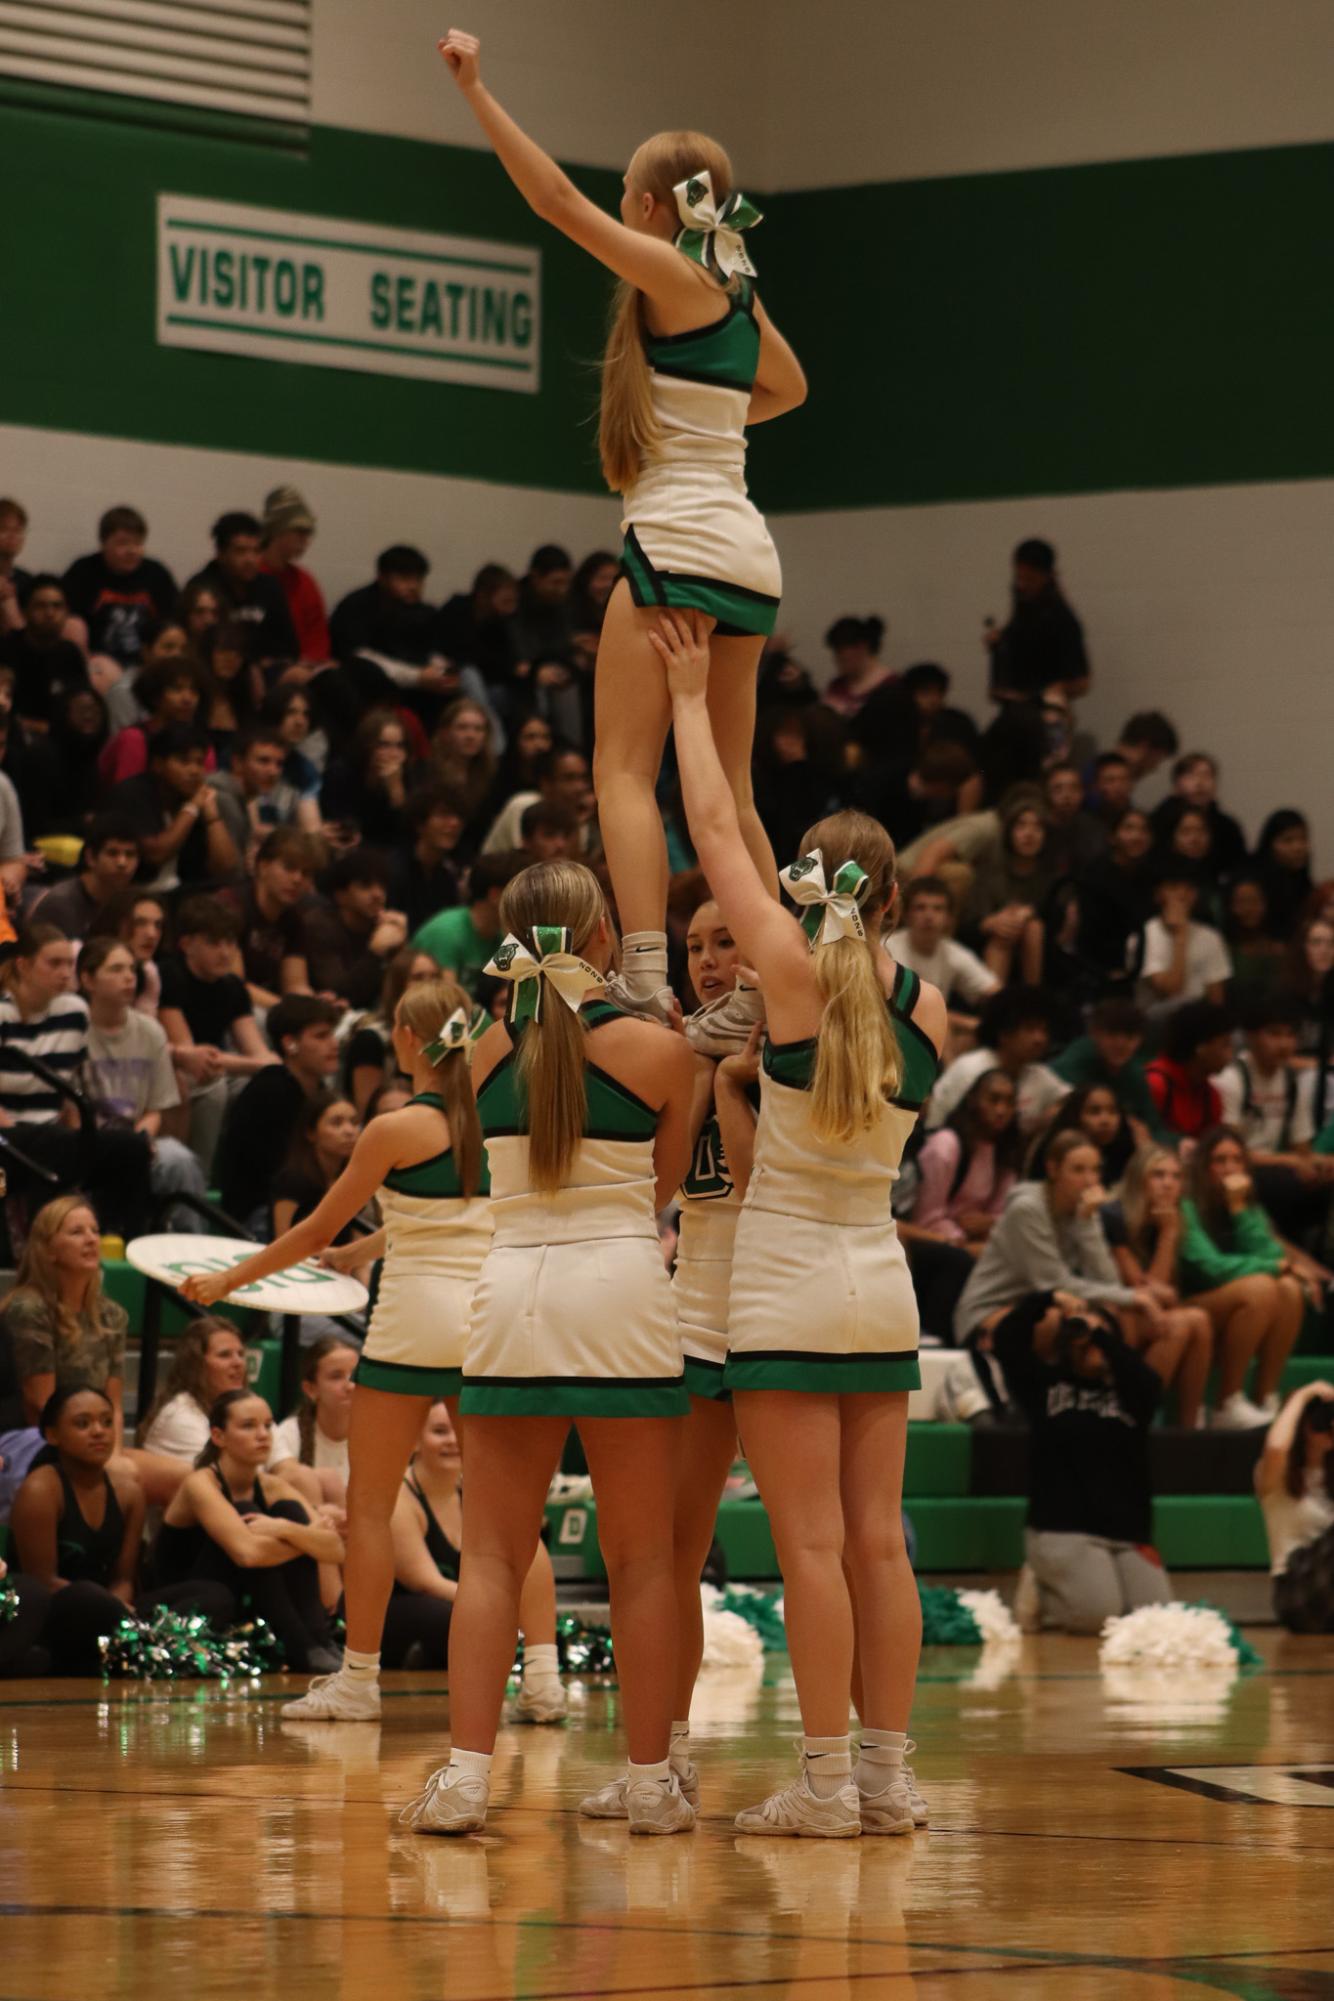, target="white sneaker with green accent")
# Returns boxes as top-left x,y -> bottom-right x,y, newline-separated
734,1765 -> 861,1839
511,1679 -> 568,1725
684,983 -> 765,1057
580,1762 -> 701,1818
281,1671 -> 381,1721
626,1771 -> 696,1835
858,1769 -> 915,1836
400,1763 -> 490,1835
603,971 -> 680,1026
